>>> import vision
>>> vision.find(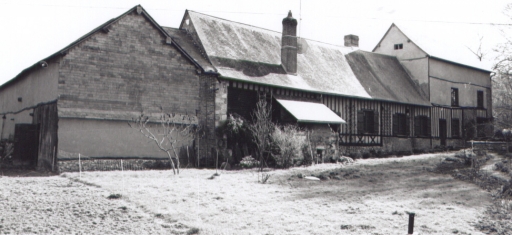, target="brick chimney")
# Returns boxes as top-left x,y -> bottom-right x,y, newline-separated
281,11 -> 298,74
344,34 -> 359,47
